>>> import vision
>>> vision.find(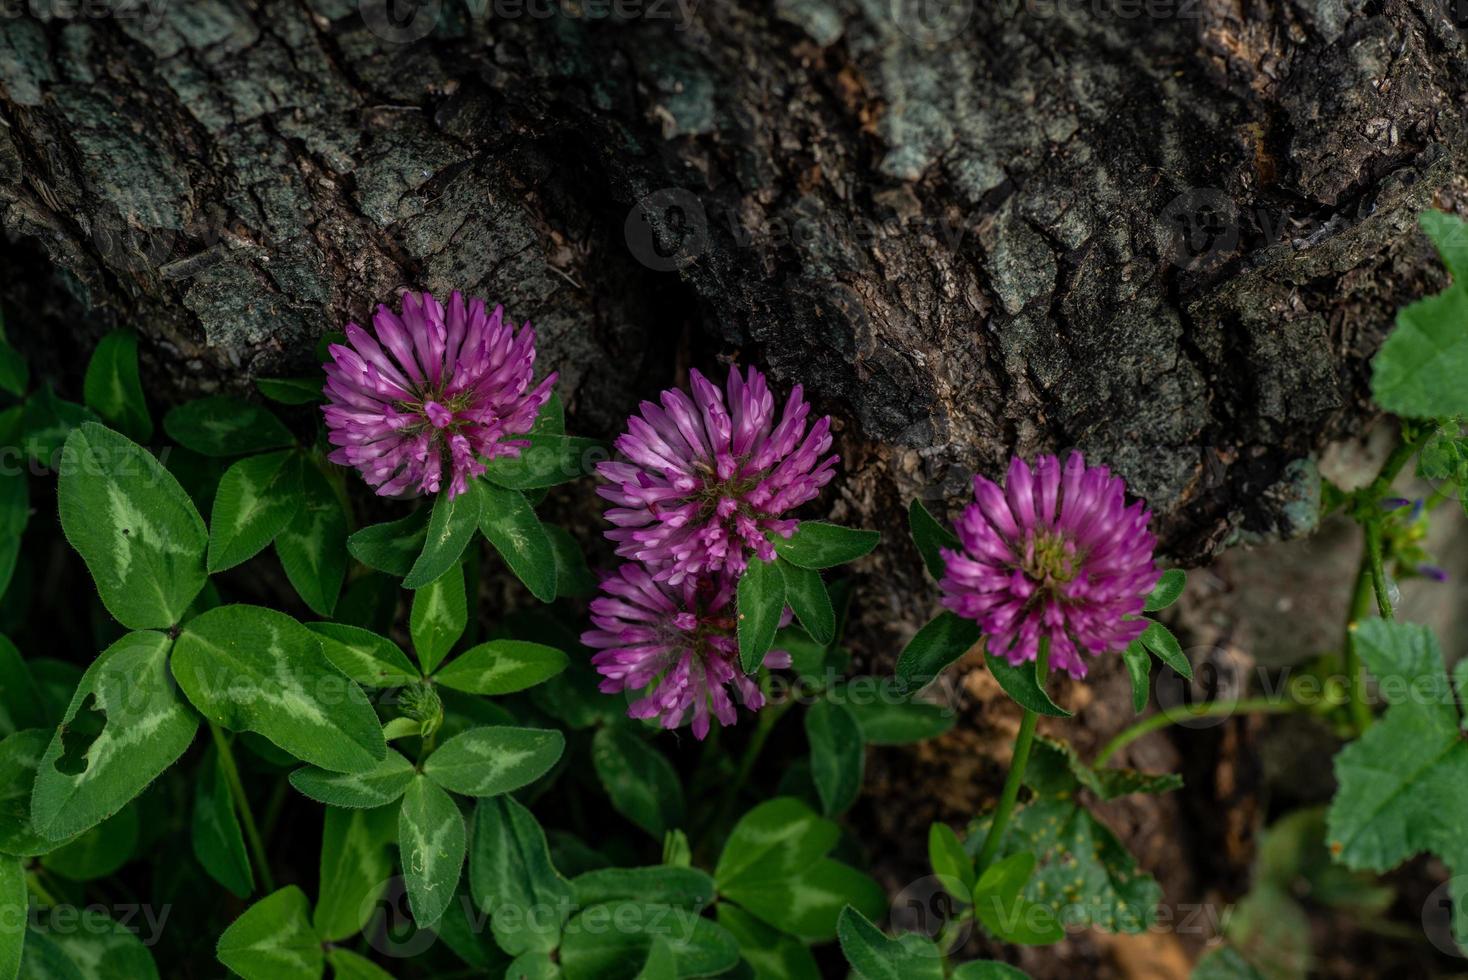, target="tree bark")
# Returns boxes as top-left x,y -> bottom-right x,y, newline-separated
2,0 -> 1465,973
